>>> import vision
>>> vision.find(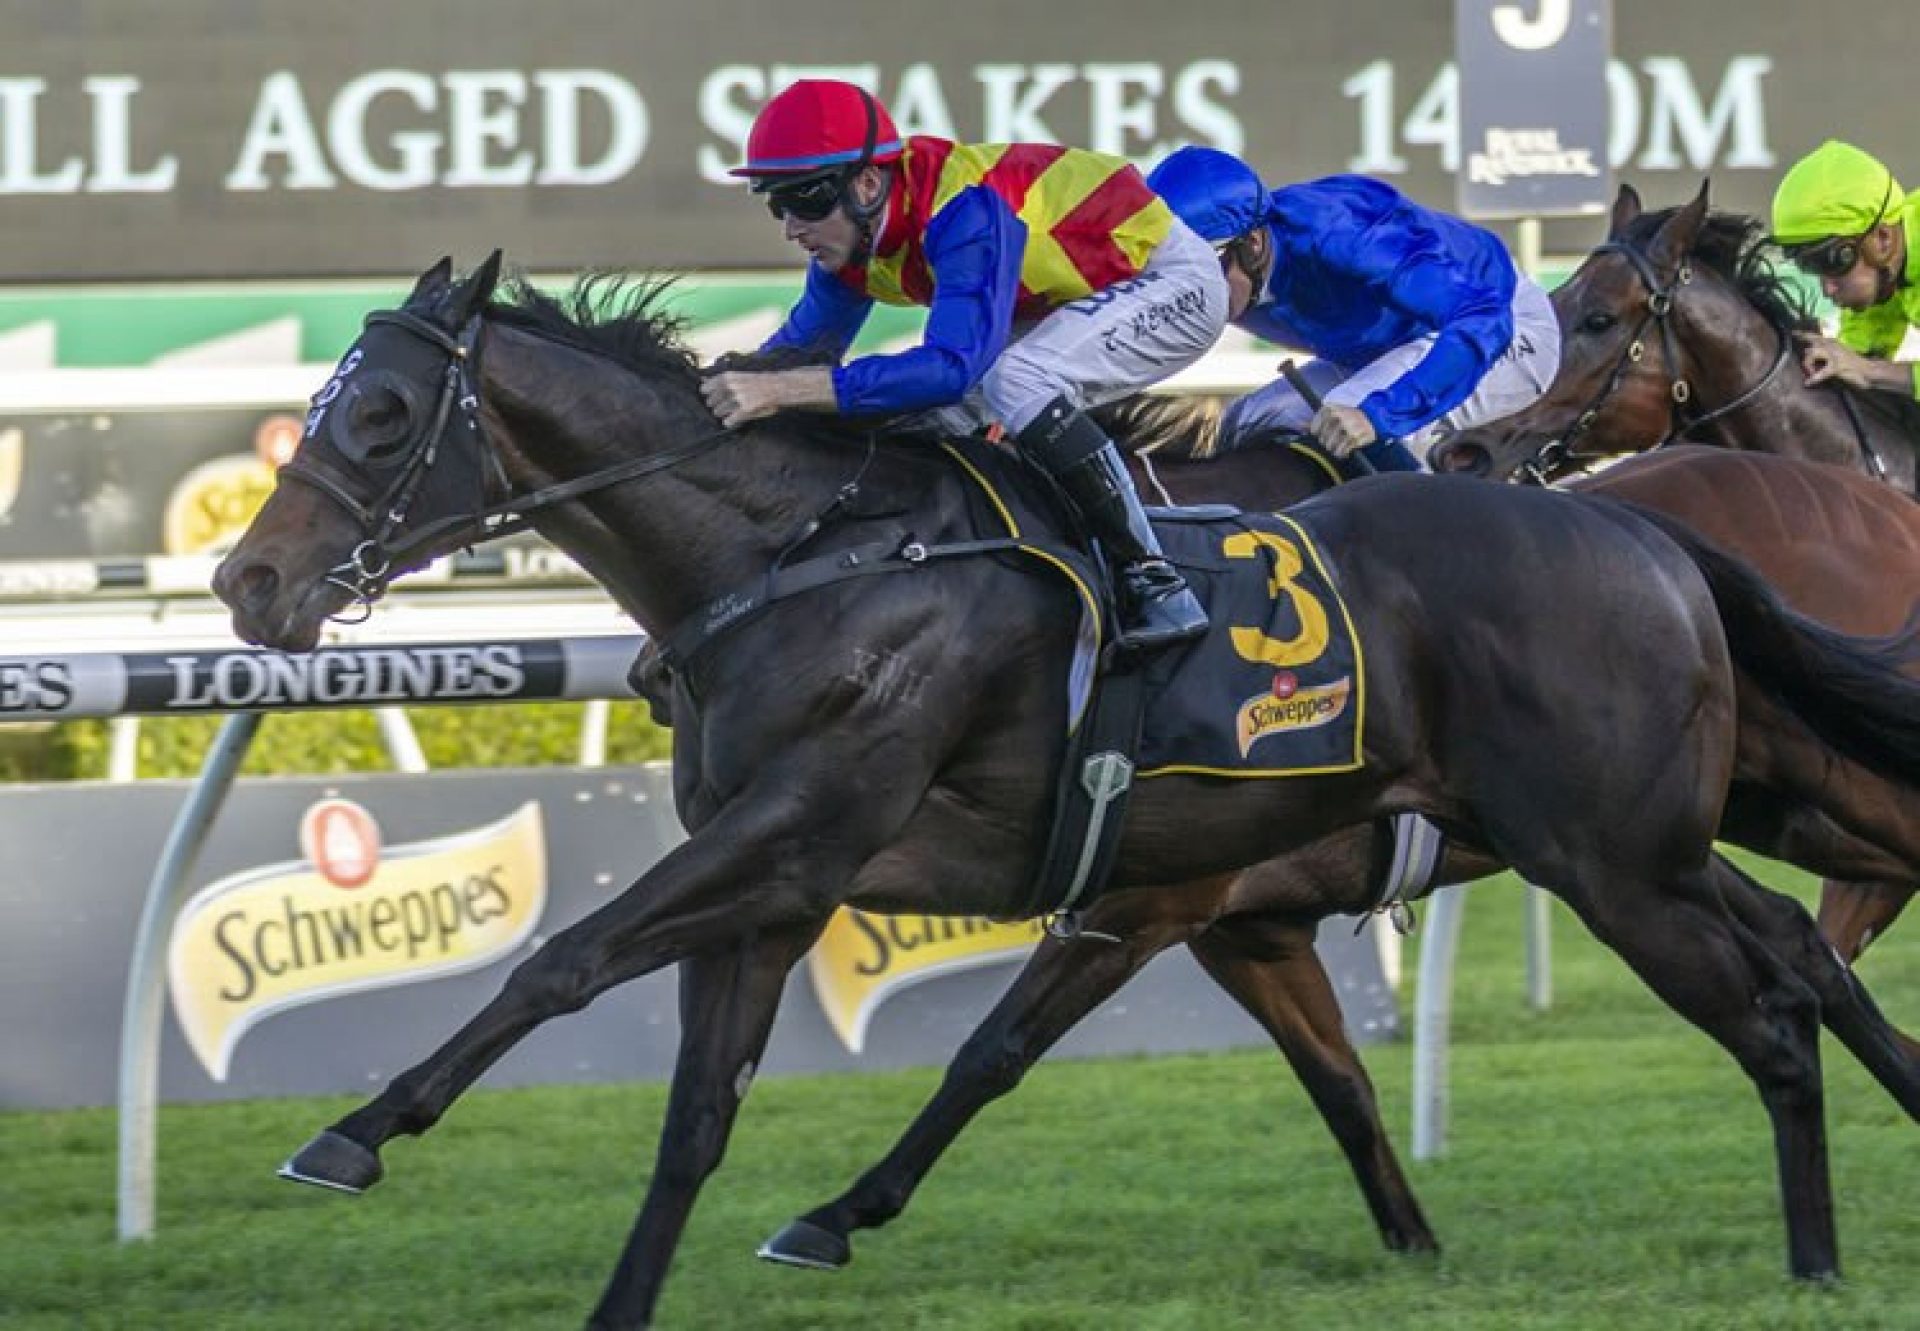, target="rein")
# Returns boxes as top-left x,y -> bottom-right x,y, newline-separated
276,303 -> 1023,673
1516,240 -> 1792,486
279,306 -> 739,616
